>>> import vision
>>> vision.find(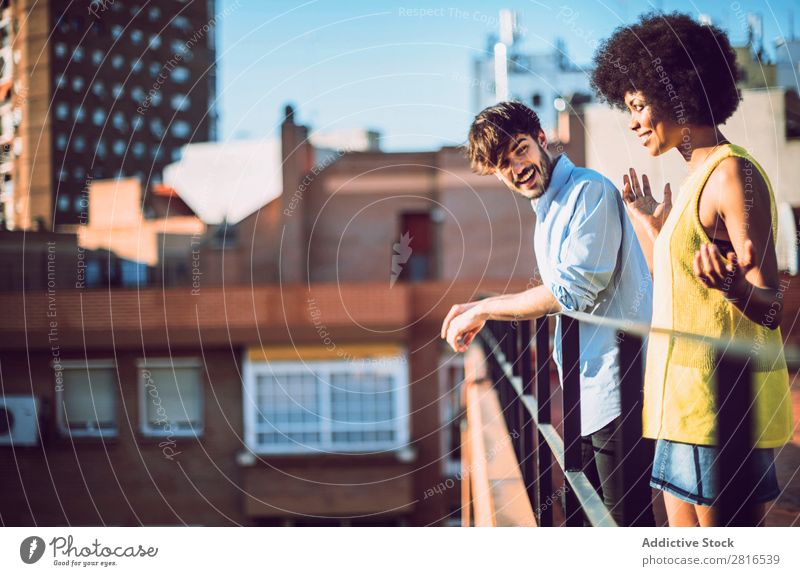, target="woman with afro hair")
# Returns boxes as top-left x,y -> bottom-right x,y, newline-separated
591,12 -> 793,526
